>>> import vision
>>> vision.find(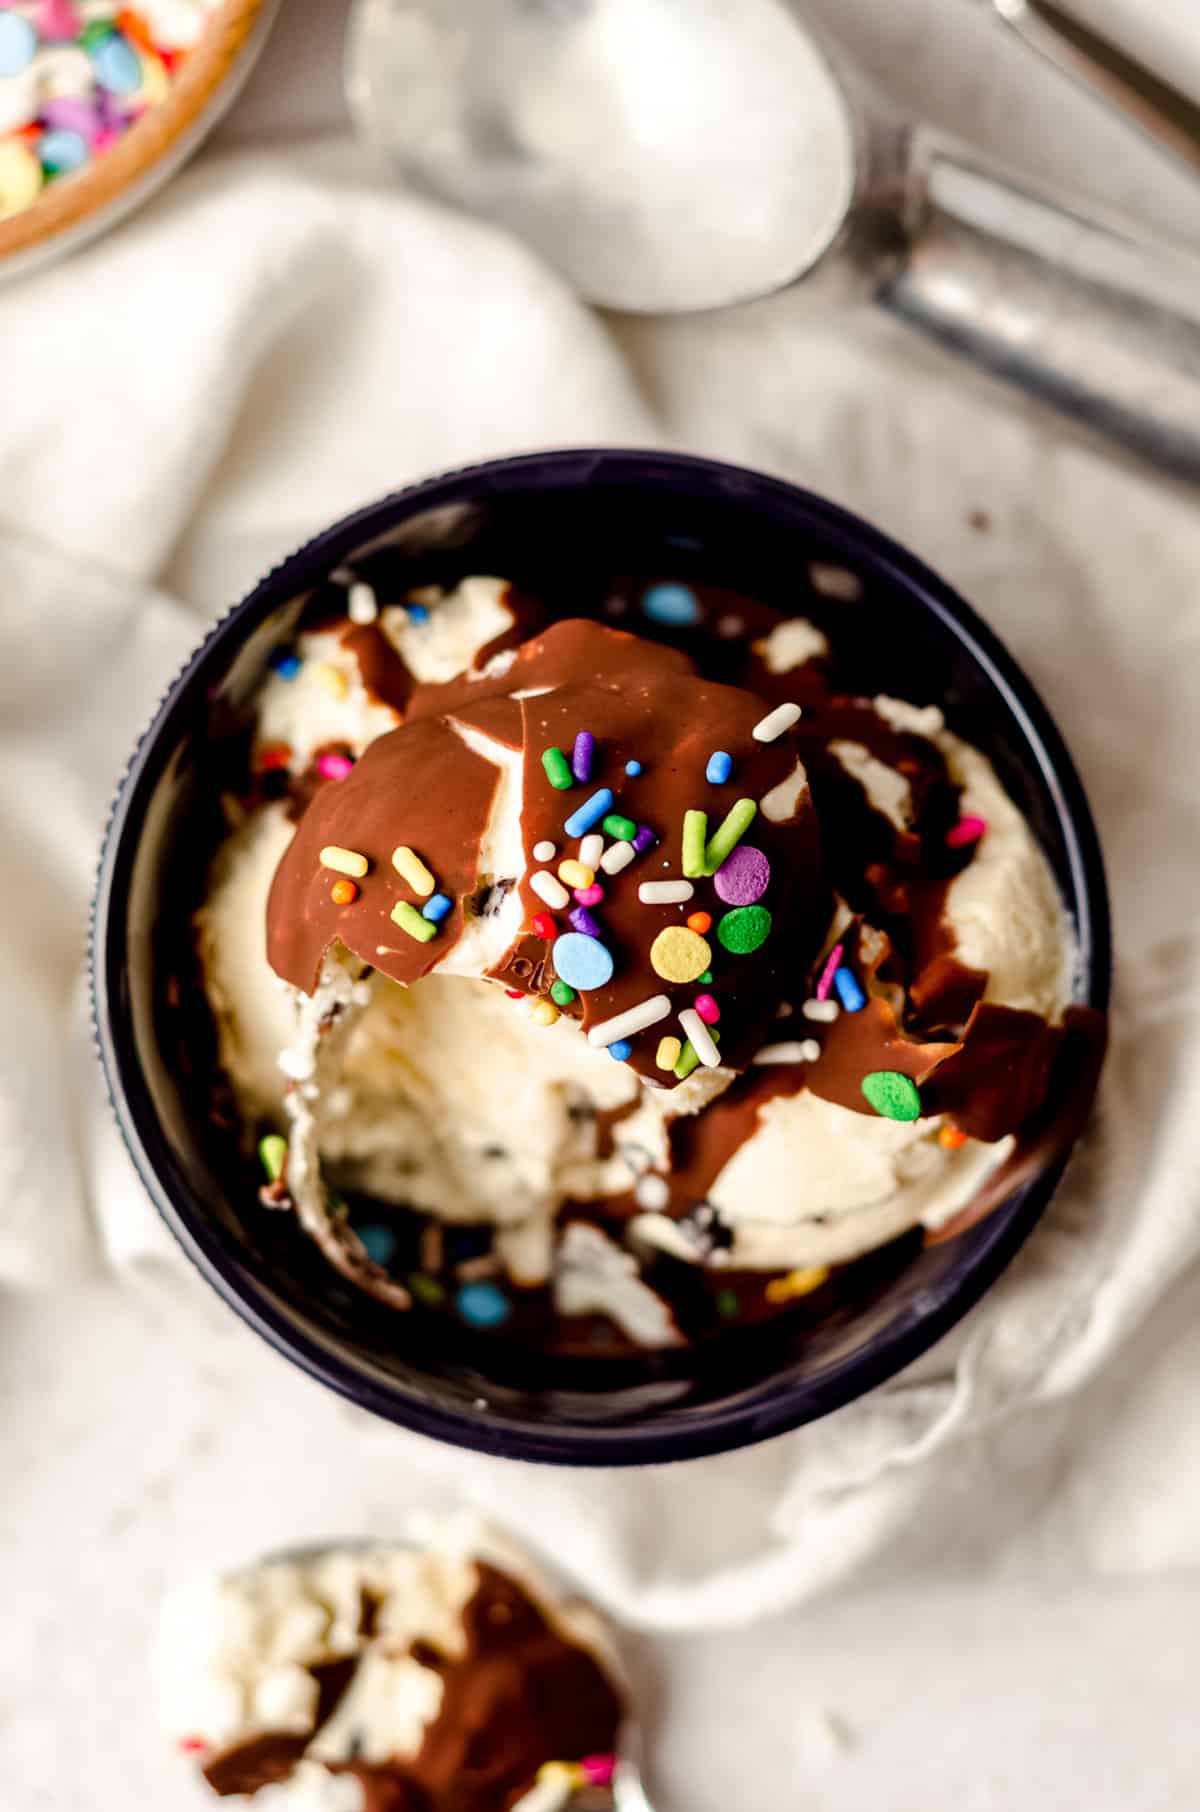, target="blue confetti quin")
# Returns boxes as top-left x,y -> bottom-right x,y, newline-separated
457,1281 -> 511,1328
38,130 -> 89,175
90,32 -> 142,96
641,582 -> 701,627
552,932 -> 615,991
